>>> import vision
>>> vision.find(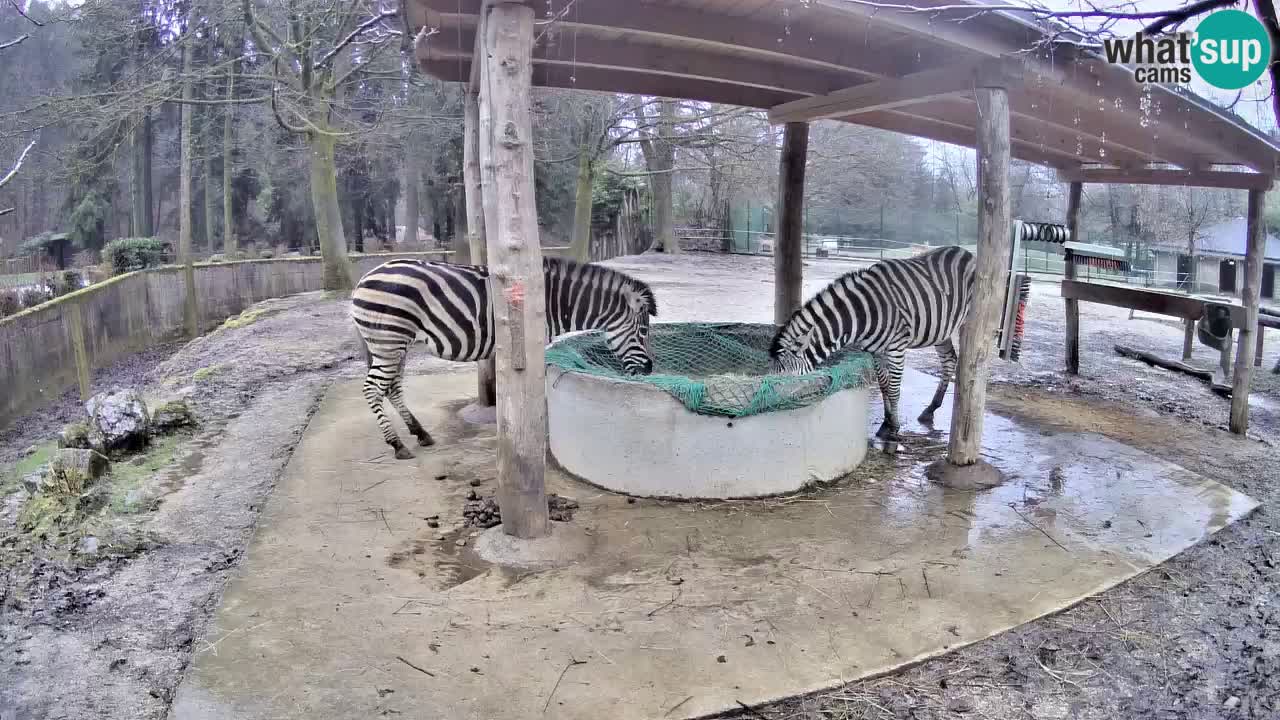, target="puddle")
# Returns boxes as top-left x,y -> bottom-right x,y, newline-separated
386,526 -> 491,590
